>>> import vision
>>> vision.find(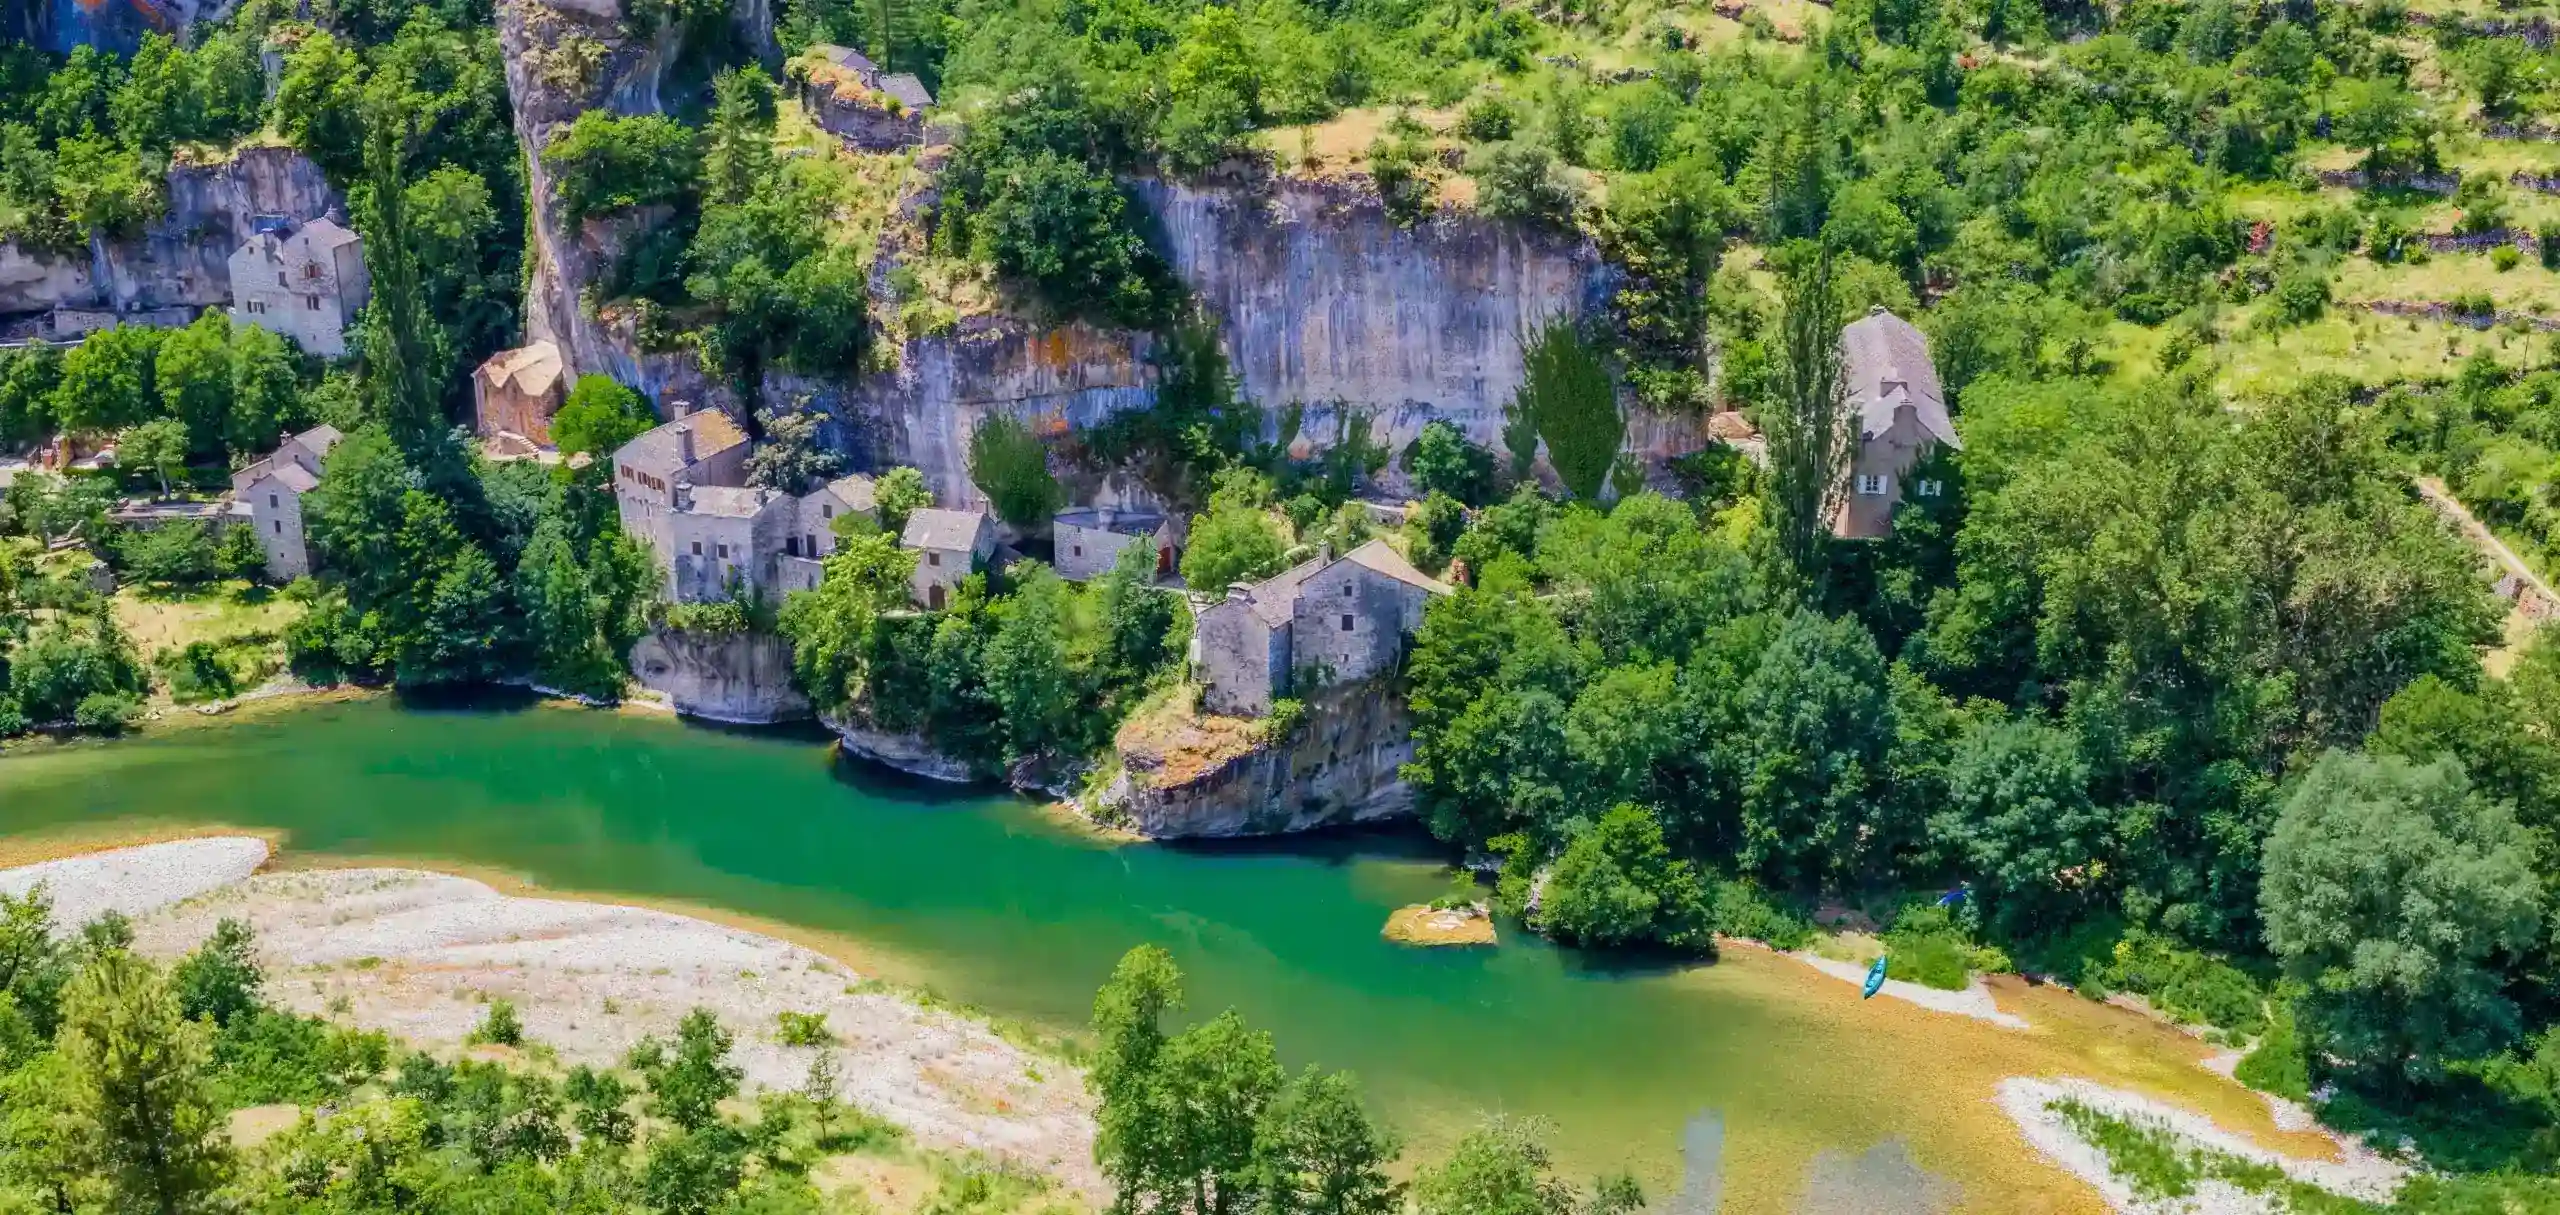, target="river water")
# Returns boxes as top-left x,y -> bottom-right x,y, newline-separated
0,696 -> 2326,1213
